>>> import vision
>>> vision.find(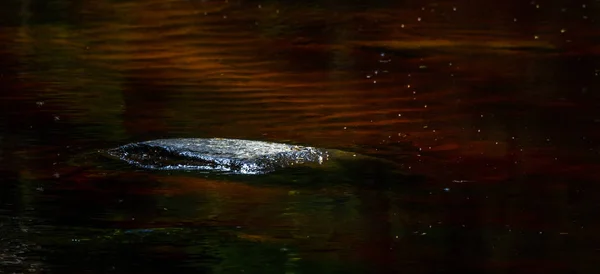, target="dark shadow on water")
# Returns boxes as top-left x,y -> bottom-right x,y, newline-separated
64,146 -> 425,191
237,157 -> 426,189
